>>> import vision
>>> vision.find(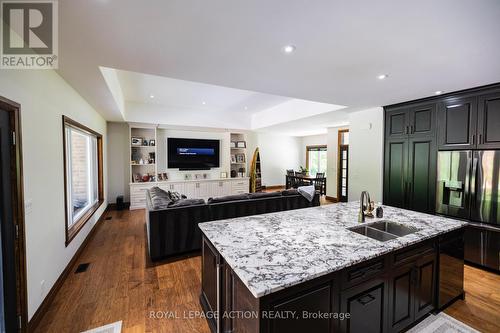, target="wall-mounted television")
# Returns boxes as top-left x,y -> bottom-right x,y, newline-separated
167,138 -> 220,170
